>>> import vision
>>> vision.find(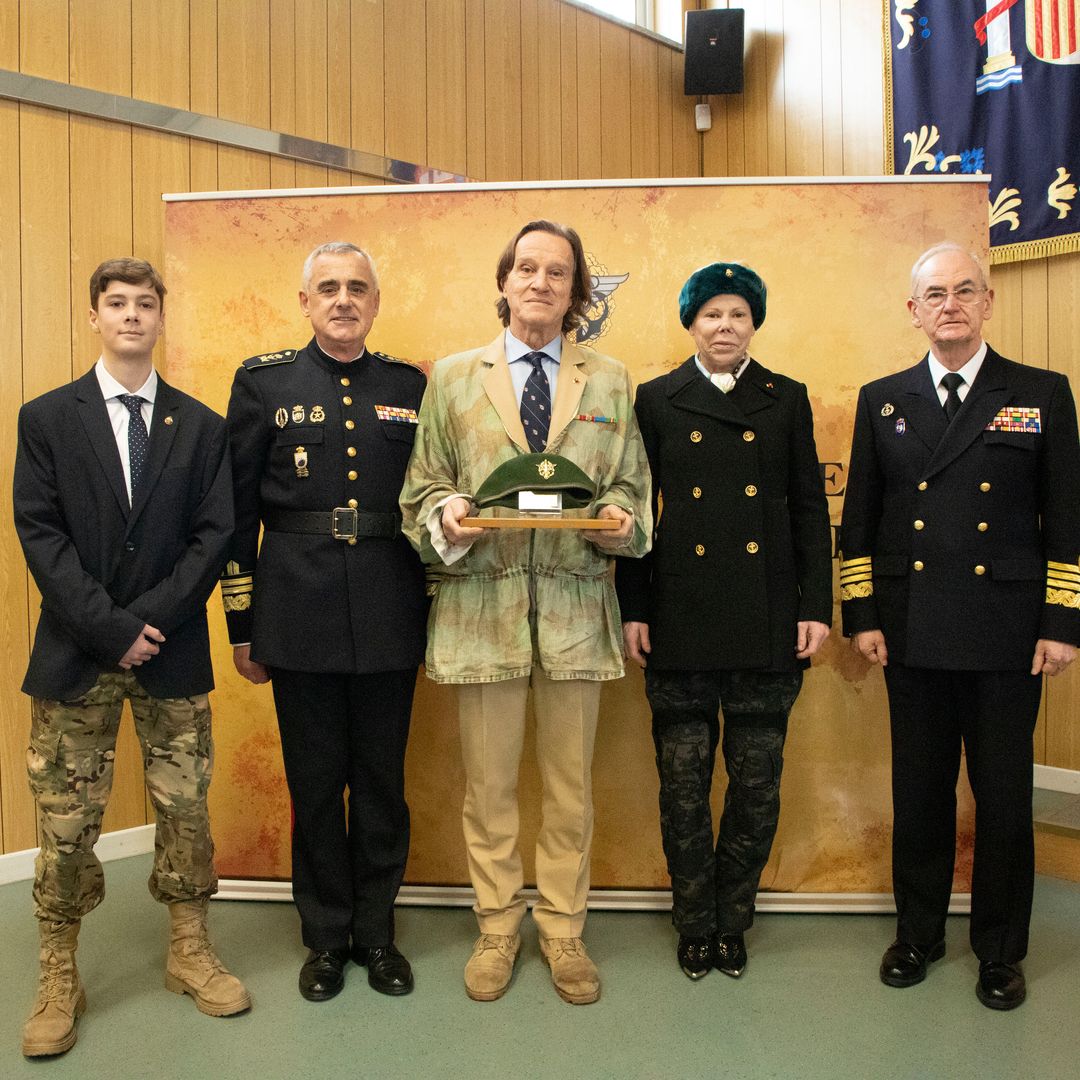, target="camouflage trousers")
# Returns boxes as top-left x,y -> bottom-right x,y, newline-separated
645,668 -> 802,936
27,672 -> 218,922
